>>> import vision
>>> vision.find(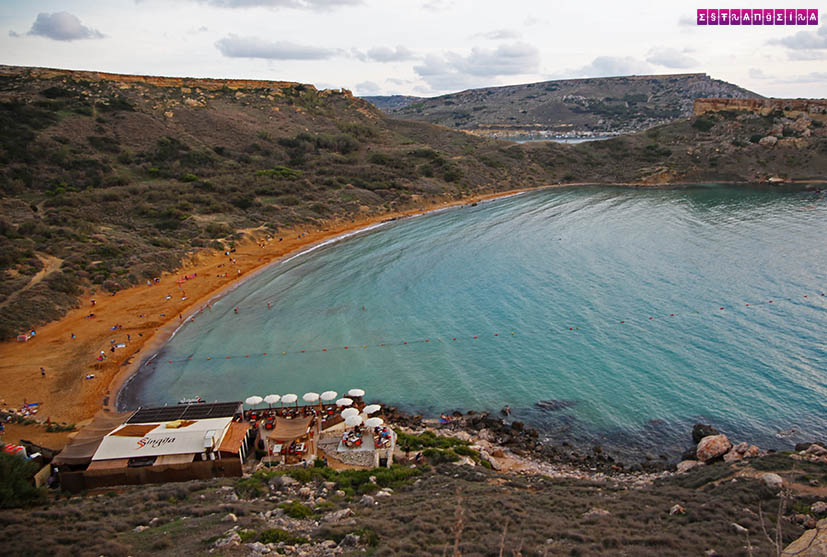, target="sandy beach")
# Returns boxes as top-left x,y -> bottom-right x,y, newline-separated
0,187 -> 538,447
